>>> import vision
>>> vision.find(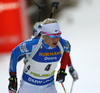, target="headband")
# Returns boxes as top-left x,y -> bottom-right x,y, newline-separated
42,23 -> 60,34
